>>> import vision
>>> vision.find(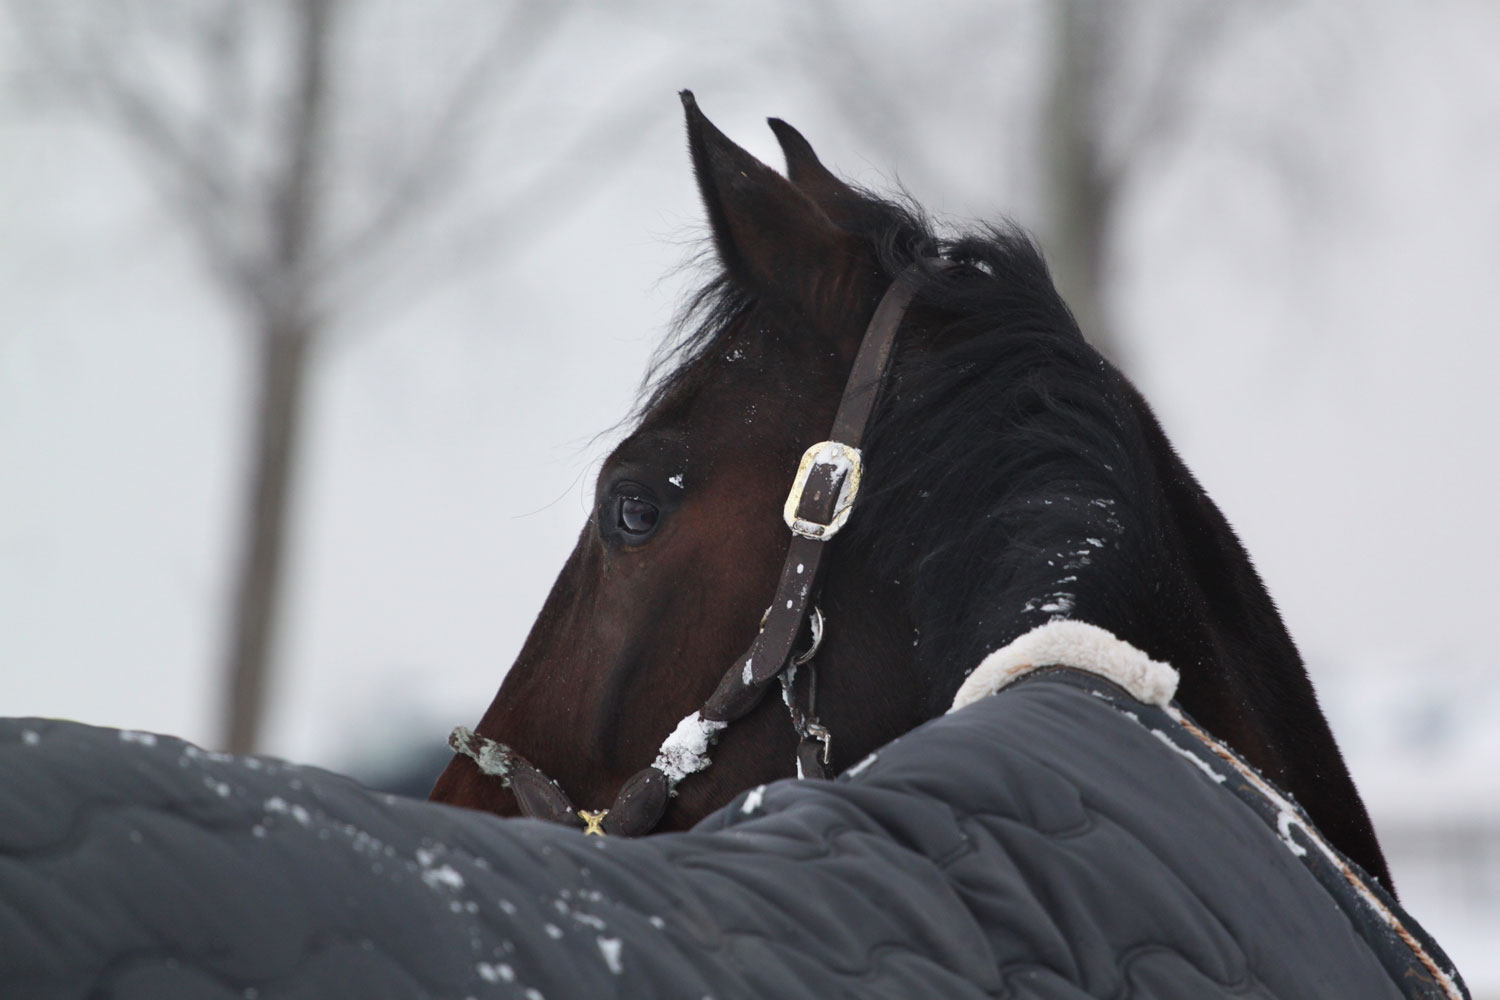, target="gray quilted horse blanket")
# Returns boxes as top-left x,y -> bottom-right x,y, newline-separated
0,669 -> 1467,999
